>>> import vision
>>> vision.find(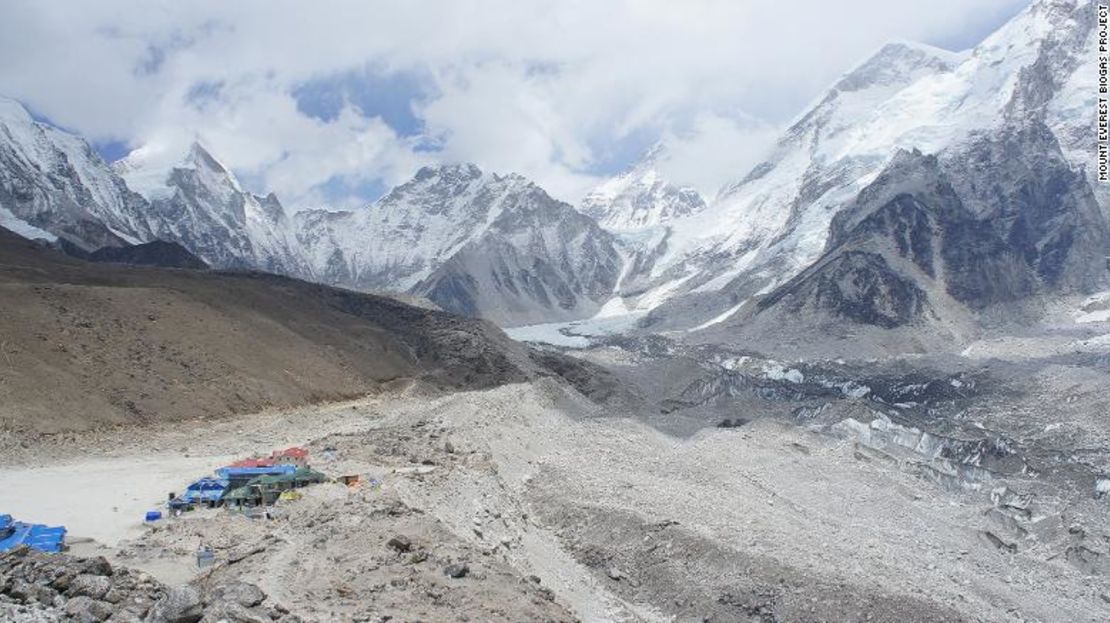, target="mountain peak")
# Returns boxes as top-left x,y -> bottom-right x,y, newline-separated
186,141 -> 229,175
413,162 -> 483,182
834,40 -> 963,94
581,147 -> 707,232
